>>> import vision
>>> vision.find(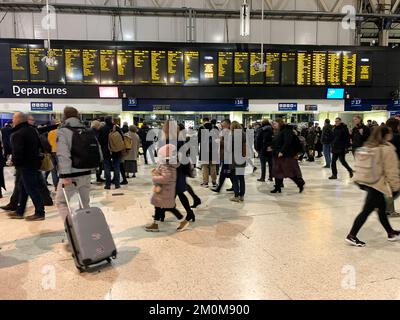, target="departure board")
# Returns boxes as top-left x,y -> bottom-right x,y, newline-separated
297,52 -> 312,86
117,49 -> 134,84
200,52 -> 217,85
234,52 -> 249,84
342,51 -> 357,86
151,50 -> 167,84
312,51 -> 327,86
184,51 -> 199,85
100,49 -> 116,84
167,50 -> 183,84
281,52 -> 296,85
134,50 -> 151,84
65,48 -> 83,83
218,51 -> 233,84
11,47 -> 29,82
29,47 -> 47,83
327,52 -> 341,86
265,52 -> 280,85
82,49 -> 99,84
47,48 -> 65,84
357,54 -> 372,84
250,52 -> 264,84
